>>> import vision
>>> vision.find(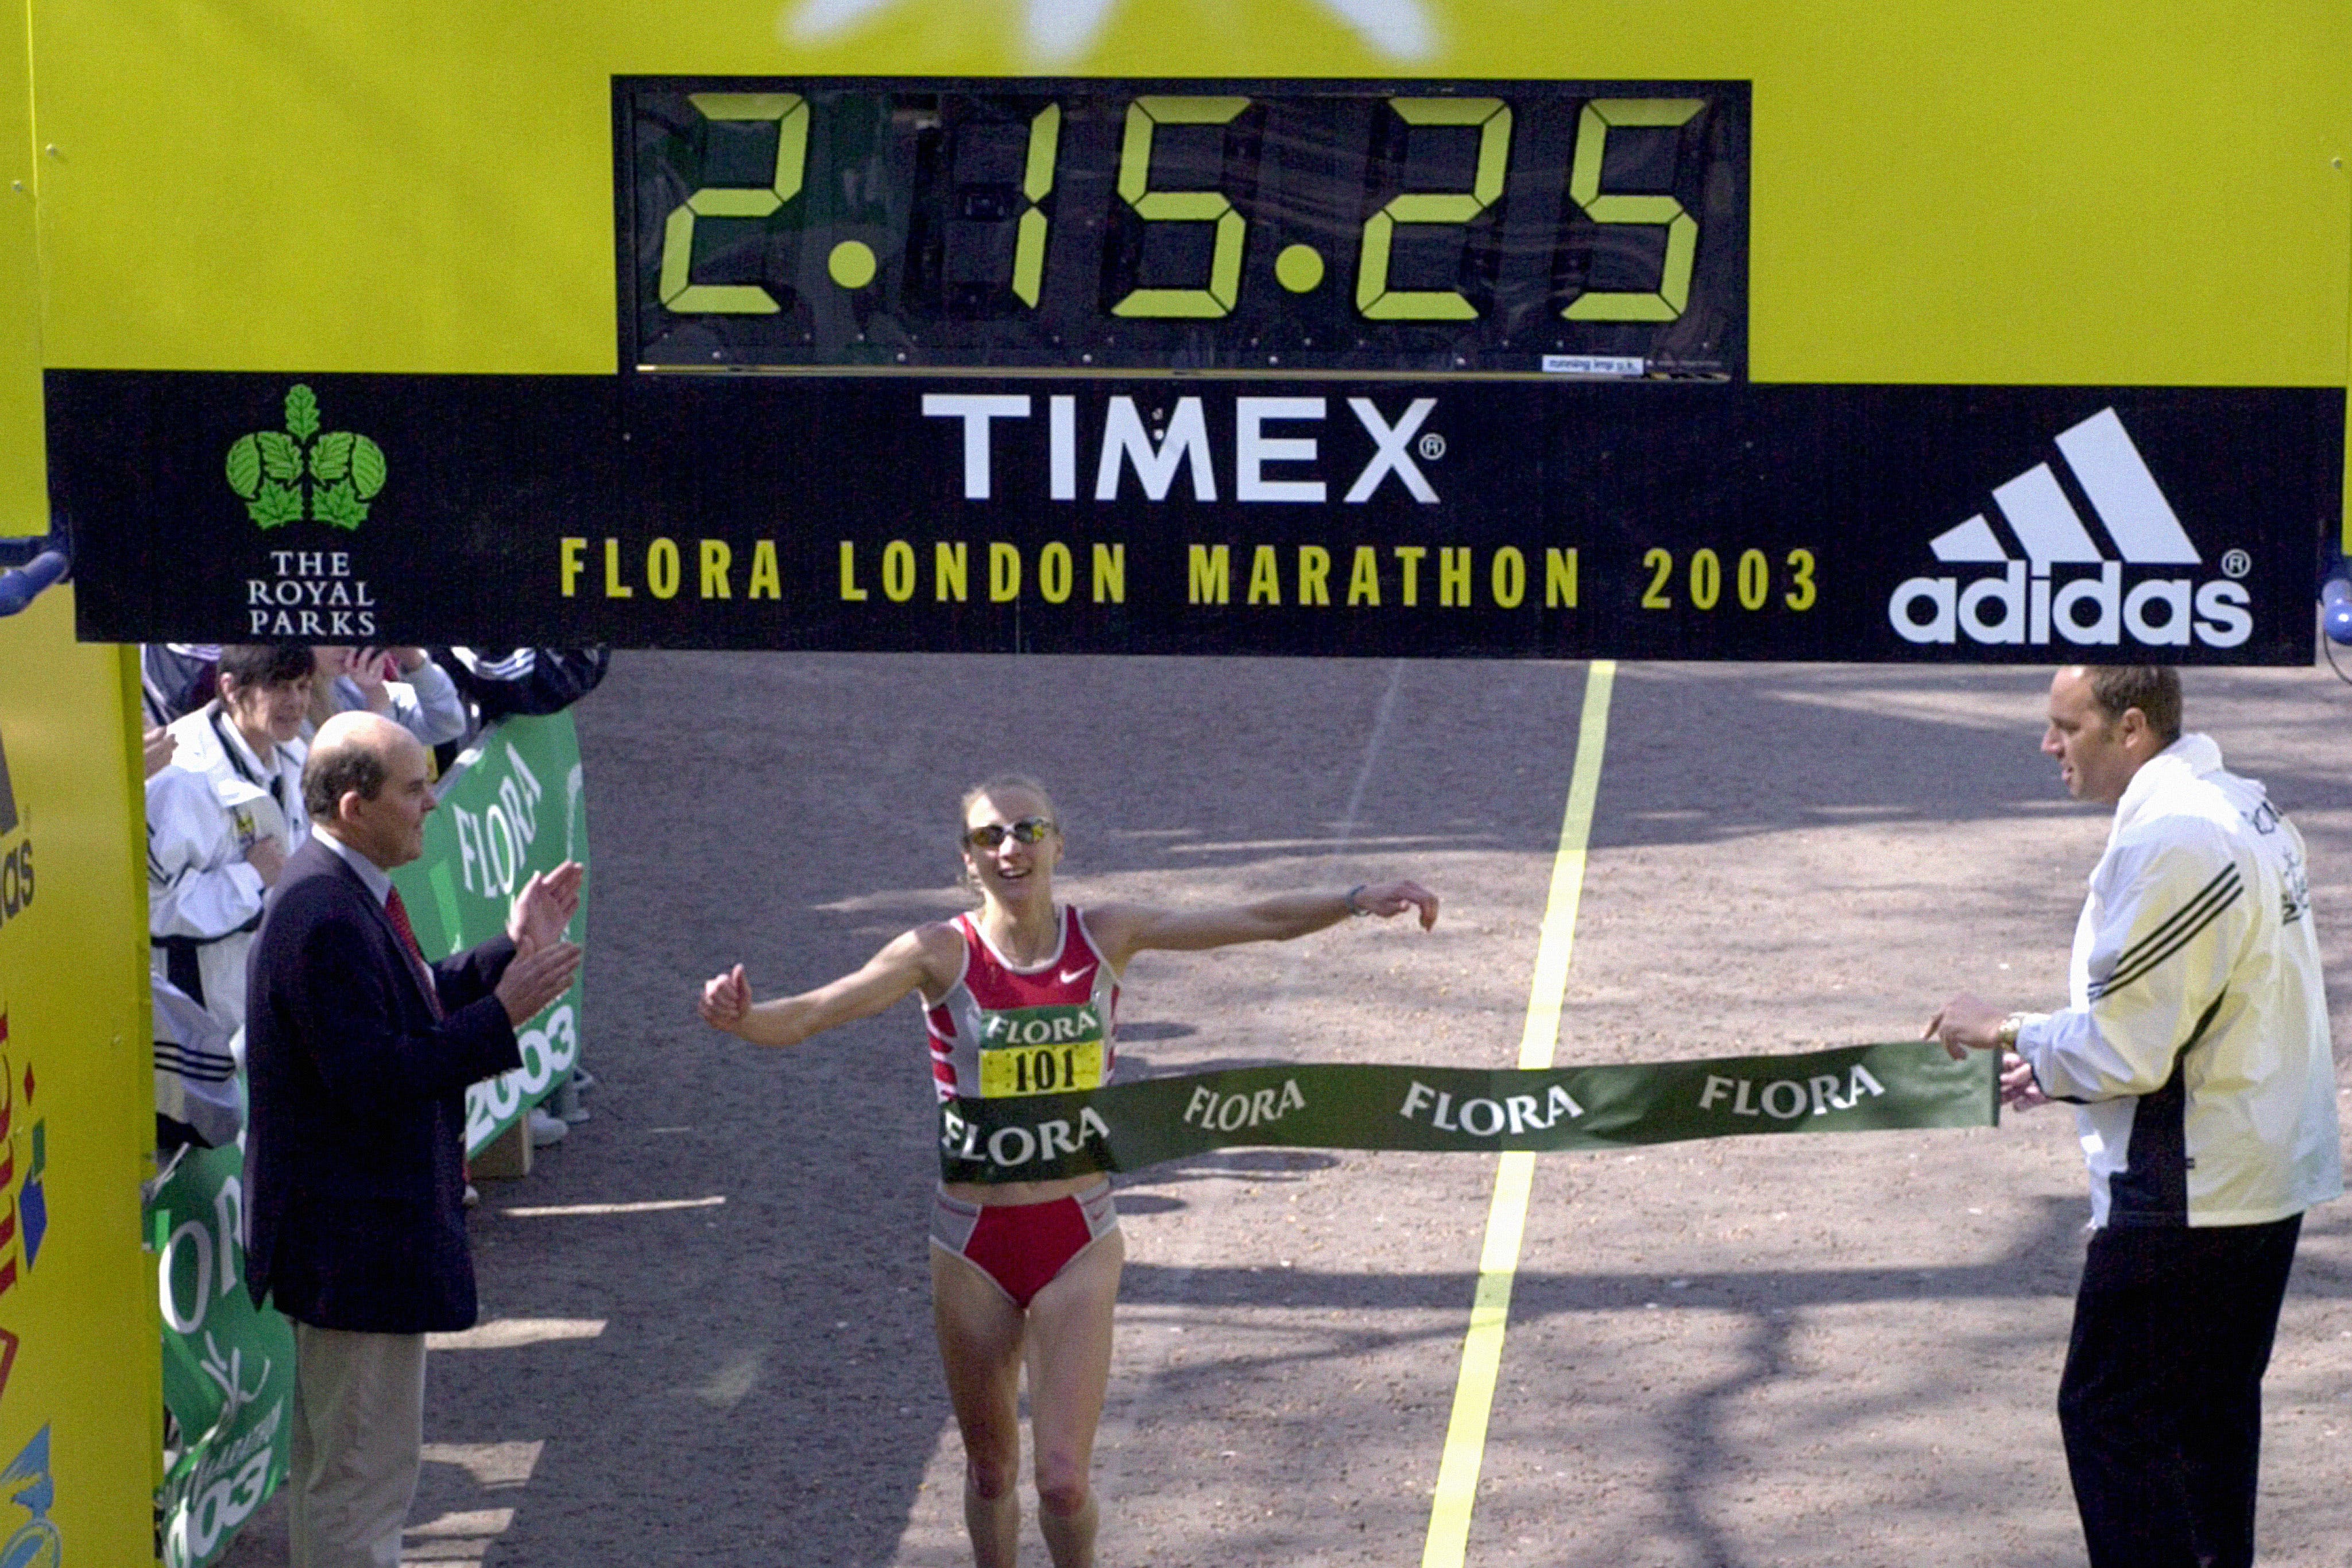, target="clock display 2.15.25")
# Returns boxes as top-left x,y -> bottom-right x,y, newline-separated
617,76 -> 1747,377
